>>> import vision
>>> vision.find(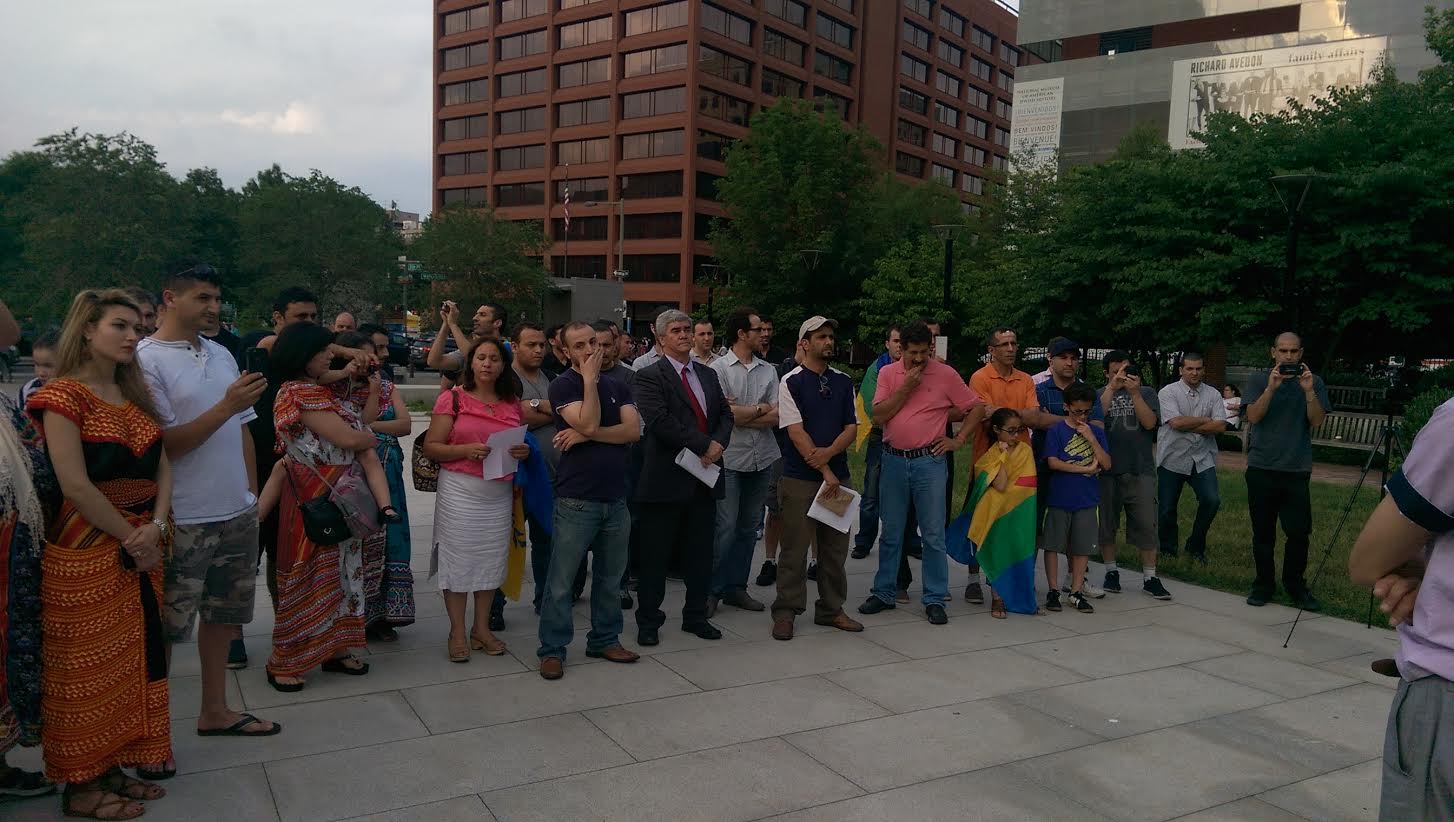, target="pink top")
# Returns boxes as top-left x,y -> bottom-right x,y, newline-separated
873,359 -> 981,450
433,387 -> 523,480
